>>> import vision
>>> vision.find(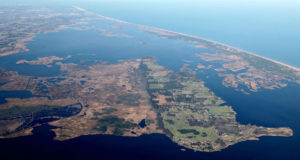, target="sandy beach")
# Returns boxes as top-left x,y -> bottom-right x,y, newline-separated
74,5 -> 300,73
